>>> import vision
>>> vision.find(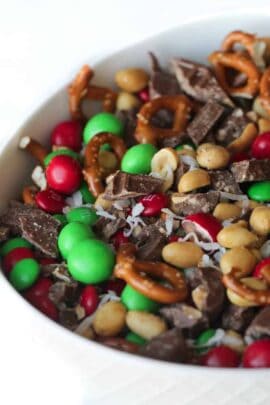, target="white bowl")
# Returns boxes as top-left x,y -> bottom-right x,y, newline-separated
1,9 -> 270,405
